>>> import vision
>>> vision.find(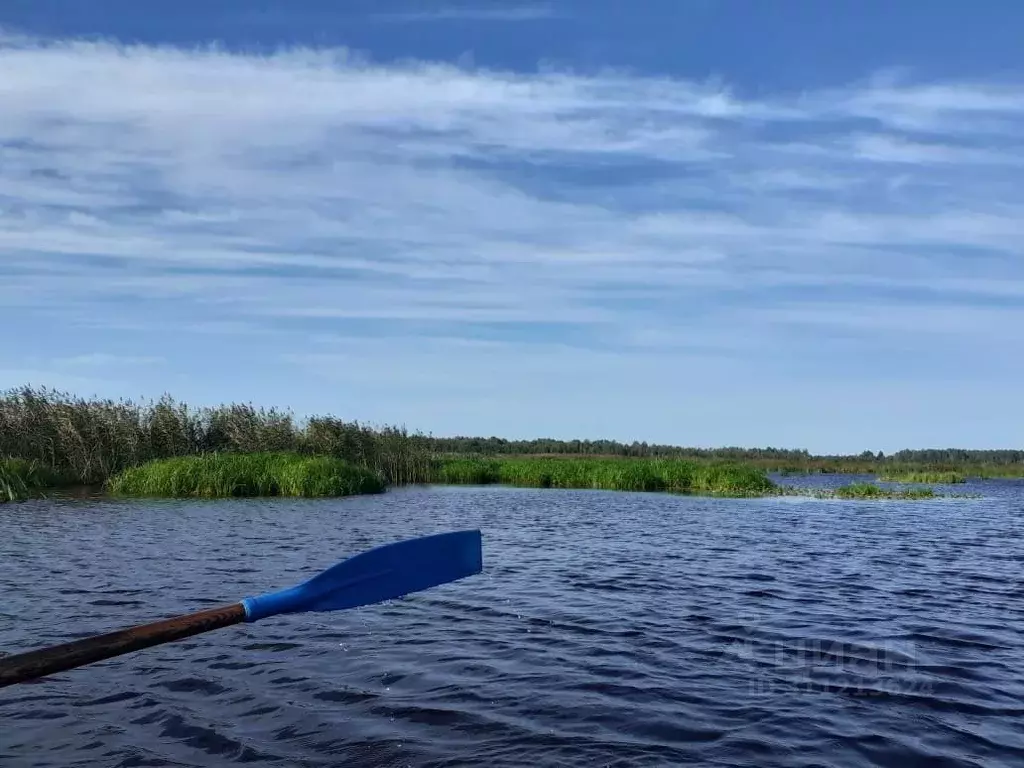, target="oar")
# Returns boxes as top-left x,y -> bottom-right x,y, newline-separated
0,529 -> 483,689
